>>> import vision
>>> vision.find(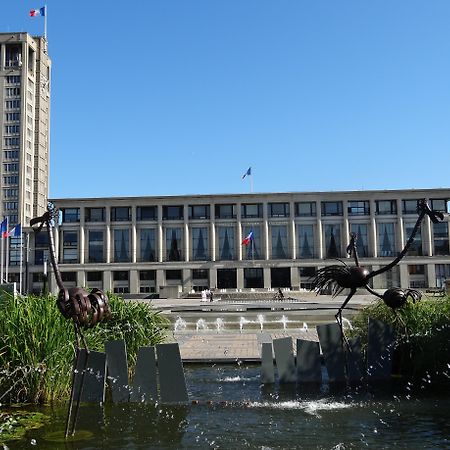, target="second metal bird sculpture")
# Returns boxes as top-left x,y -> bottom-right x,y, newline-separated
312,199 -> 444,332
